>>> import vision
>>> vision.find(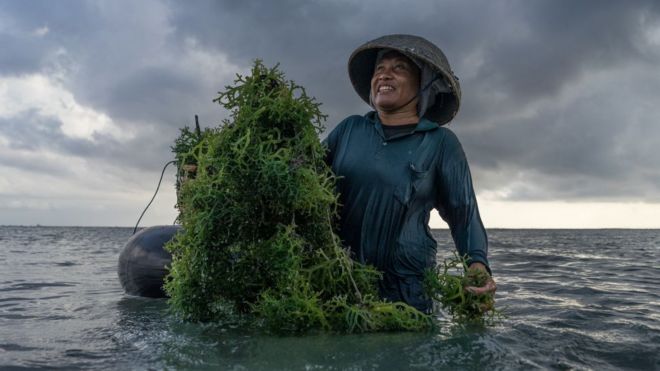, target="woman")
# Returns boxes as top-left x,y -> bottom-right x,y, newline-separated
324,34 -> 496,313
